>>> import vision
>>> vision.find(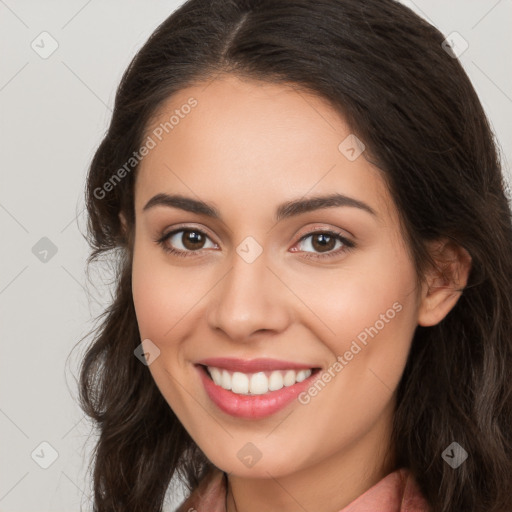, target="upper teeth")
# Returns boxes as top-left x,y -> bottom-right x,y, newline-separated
207,366 -> 312,395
